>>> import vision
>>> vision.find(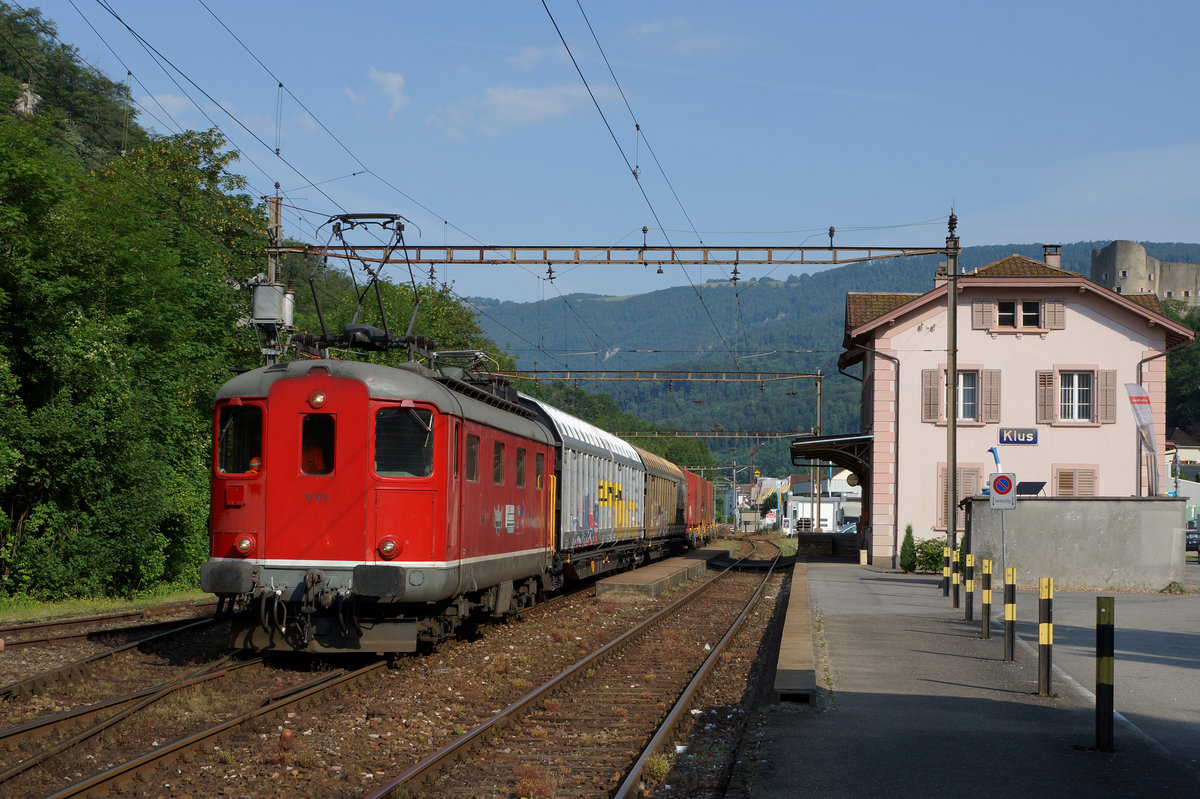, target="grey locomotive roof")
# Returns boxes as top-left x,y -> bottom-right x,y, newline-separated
518,393 -> 642,467
216,359 -> 552,444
